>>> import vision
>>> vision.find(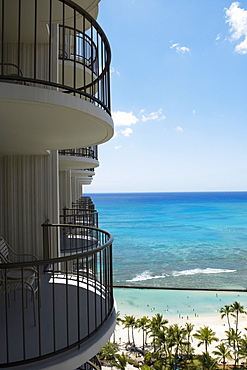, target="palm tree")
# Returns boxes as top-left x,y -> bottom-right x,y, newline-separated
224,327 -> 242,367
113,311 -> 122,343
156,326 -> 174,360
220,305 -> 232,330
98,341 -> 117,364
193,326 -> 218,354
111,352 -> 129,370
148,313 -> 168,352
169,323 -> 187,358
230,301 -> 246,332
136,316 -> 150,350
144,351 -> 165,370
122,315 -> 136,345
185,322 -> 194,357
197,352 -> 219,370
122,315 -> 131,344
152,313 -> 168,330
212,342 -> 232,370
238,334 -> 247,364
